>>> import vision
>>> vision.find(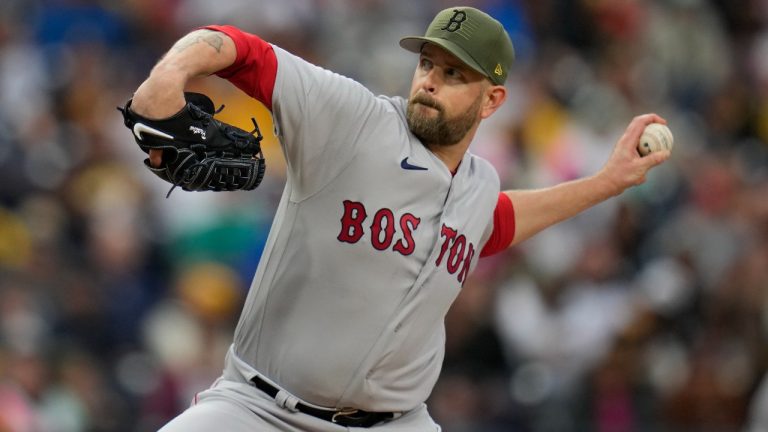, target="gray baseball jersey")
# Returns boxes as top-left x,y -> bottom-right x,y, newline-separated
210,26 -> 502,414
